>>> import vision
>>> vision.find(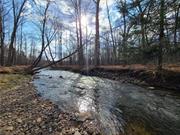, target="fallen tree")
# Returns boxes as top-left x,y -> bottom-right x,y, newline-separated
26,37 -> 94,74
30,47 -> 80,74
